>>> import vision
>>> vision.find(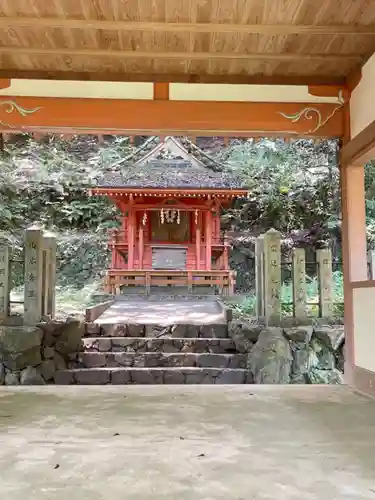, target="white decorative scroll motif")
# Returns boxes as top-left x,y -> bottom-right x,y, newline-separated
279,91 -> 344,135
0,100 -> 42,128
